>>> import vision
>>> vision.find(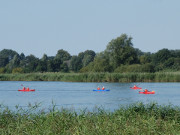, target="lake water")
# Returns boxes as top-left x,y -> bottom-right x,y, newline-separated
0,81 -> 180,111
